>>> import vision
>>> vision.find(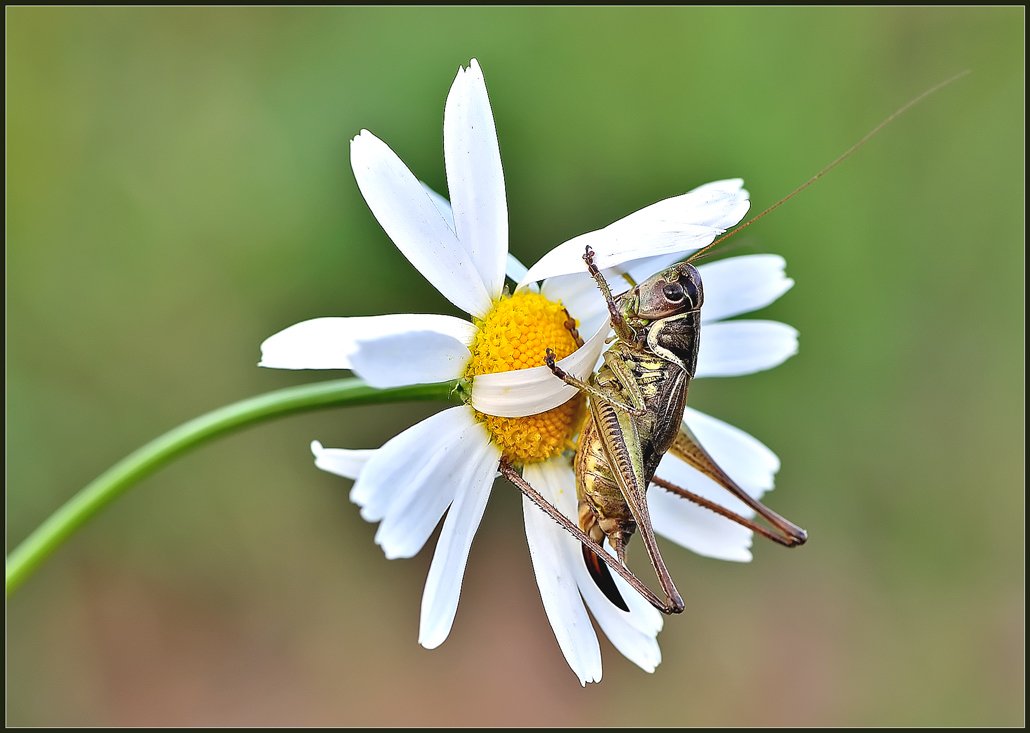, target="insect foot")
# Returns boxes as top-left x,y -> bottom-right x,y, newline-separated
544,347 -> 568,379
